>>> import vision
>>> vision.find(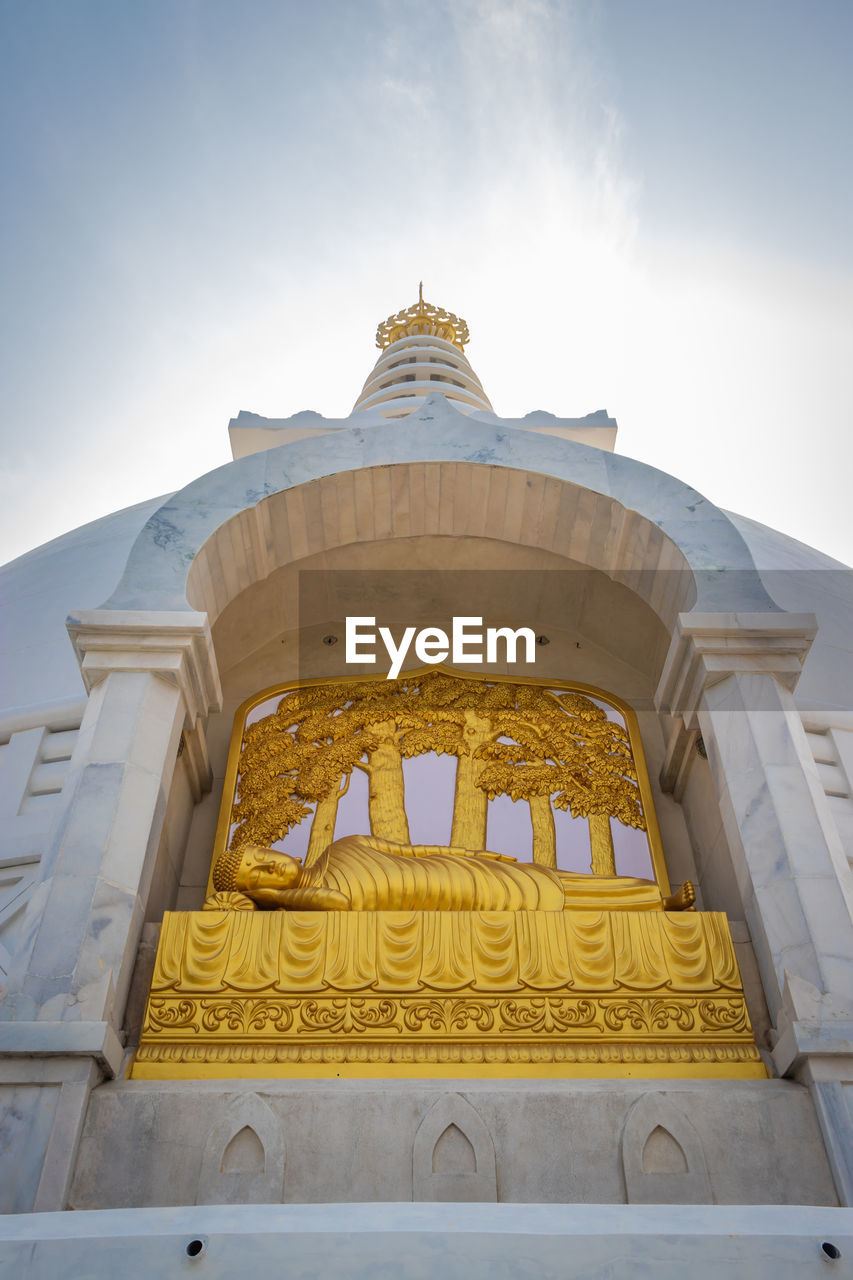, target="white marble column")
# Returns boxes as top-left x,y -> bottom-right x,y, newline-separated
657,612 -> 853,1202
0,611 -> 221,1210
39,611 -> 221,1023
